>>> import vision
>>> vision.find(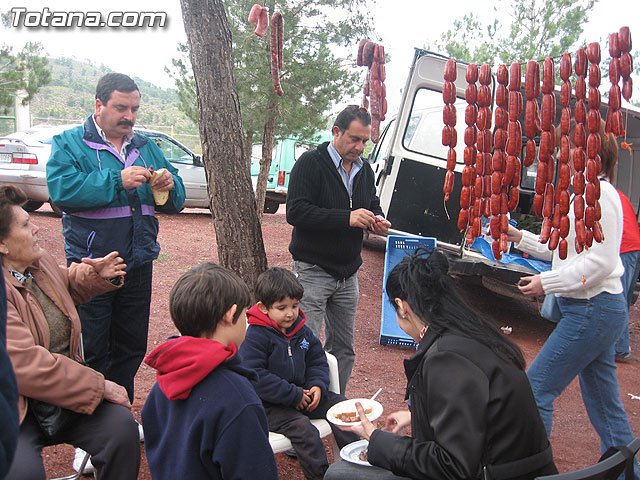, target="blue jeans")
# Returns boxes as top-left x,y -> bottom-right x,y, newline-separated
527,292 -> 636,464
615,250 -> 640,356
77,262 -> 153,402
294,261 -> 358,395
